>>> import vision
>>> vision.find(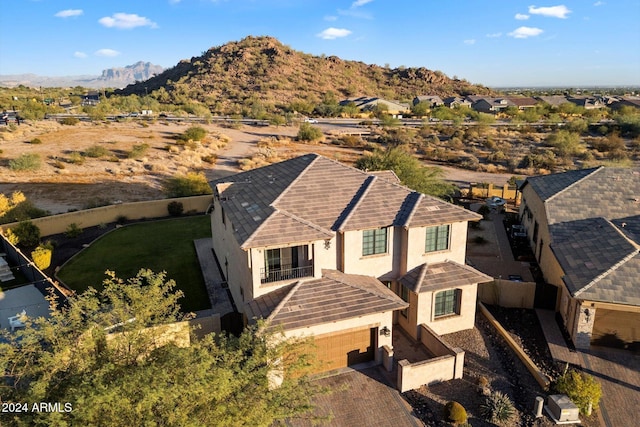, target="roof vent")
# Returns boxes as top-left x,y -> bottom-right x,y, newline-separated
252,215 -> 261,222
